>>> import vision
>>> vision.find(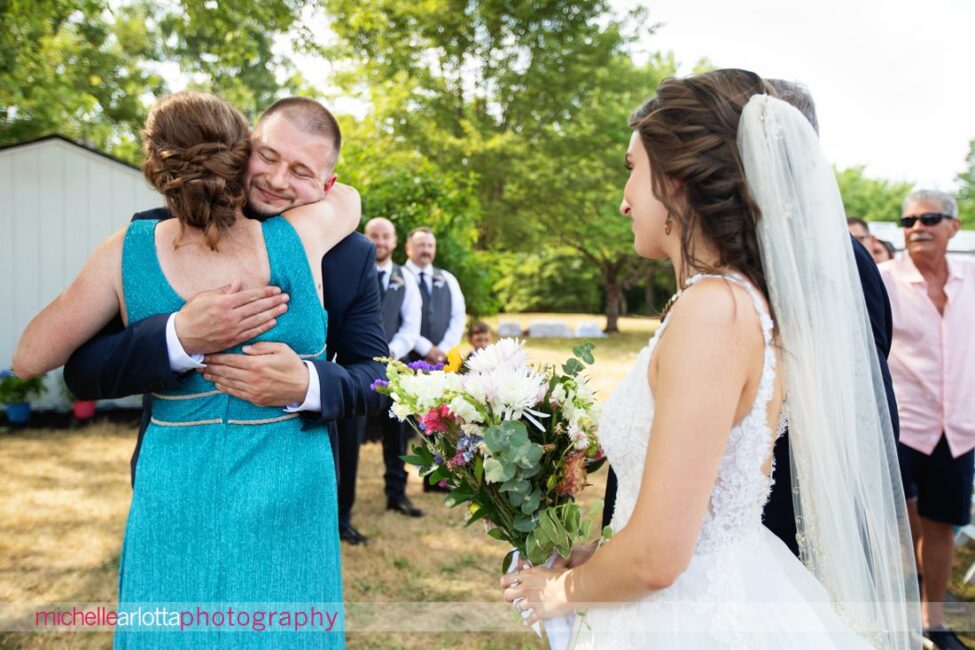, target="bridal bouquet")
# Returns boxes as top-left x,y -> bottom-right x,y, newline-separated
372,339 -> 606,572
